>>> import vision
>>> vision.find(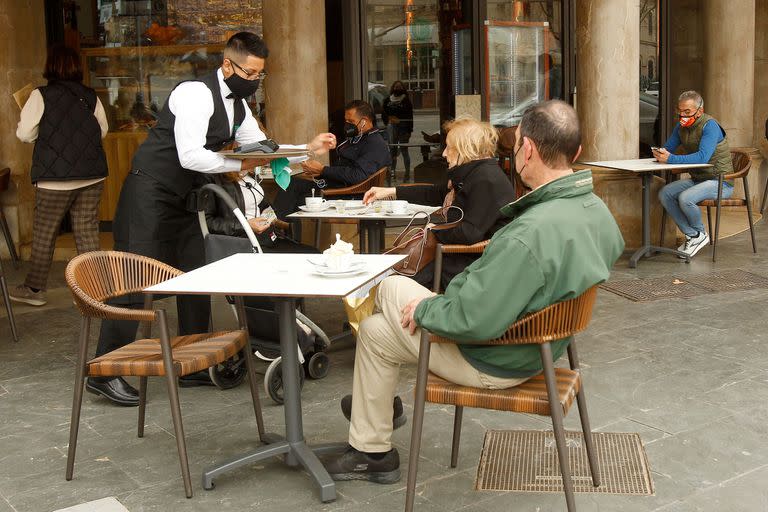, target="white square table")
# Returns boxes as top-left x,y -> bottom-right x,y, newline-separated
583,158 -> 712,268
288,204 -> 440,253
145,252 -> 406,503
